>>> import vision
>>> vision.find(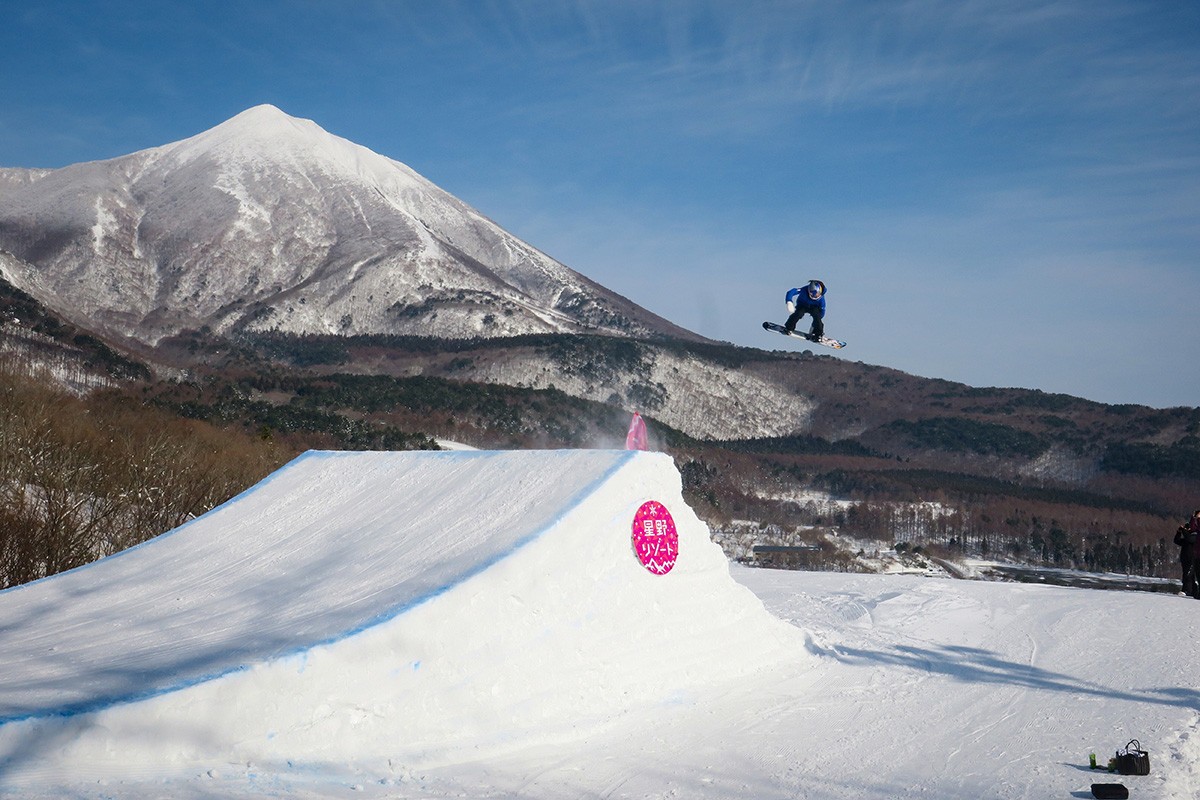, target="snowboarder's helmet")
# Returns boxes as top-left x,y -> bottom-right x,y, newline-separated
806,280 -> 825,300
